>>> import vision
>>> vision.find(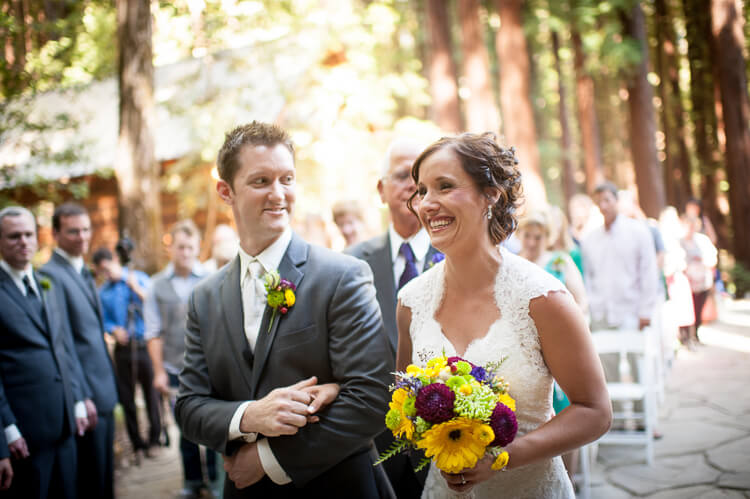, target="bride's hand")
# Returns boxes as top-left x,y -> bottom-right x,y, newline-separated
441,455 -> 496,493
